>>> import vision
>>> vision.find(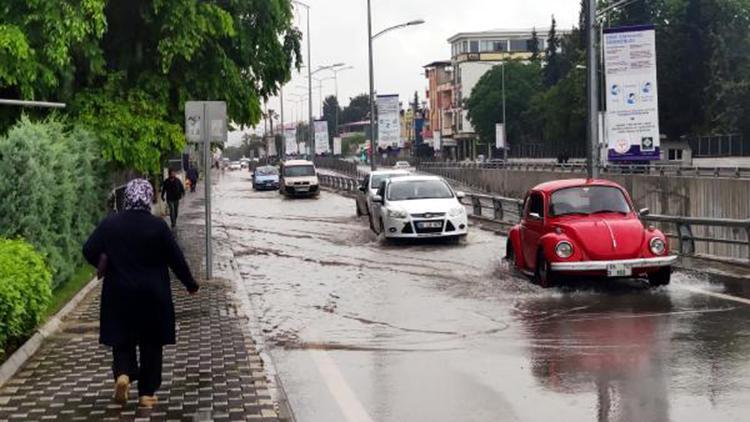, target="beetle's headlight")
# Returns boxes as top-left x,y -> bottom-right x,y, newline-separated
555,241 -> 574,259
387,208 -> 408,219
650,237 -> 666,255
448,206 -> 465,217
